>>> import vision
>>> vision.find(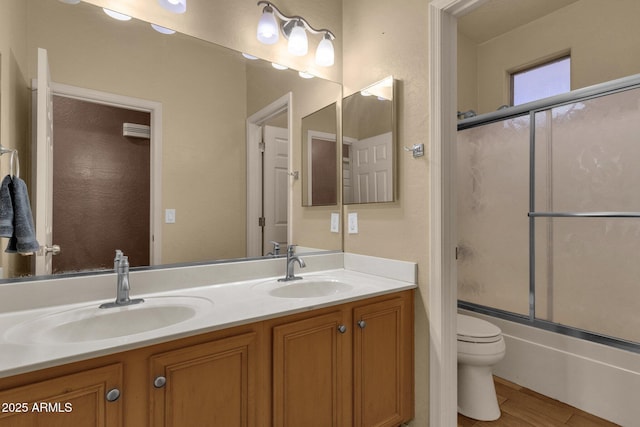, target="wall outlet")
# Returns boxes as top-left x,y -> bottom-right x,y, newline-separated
330,212 -> 340,233
165,209 -> 176,224
347,212 -> 358,234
